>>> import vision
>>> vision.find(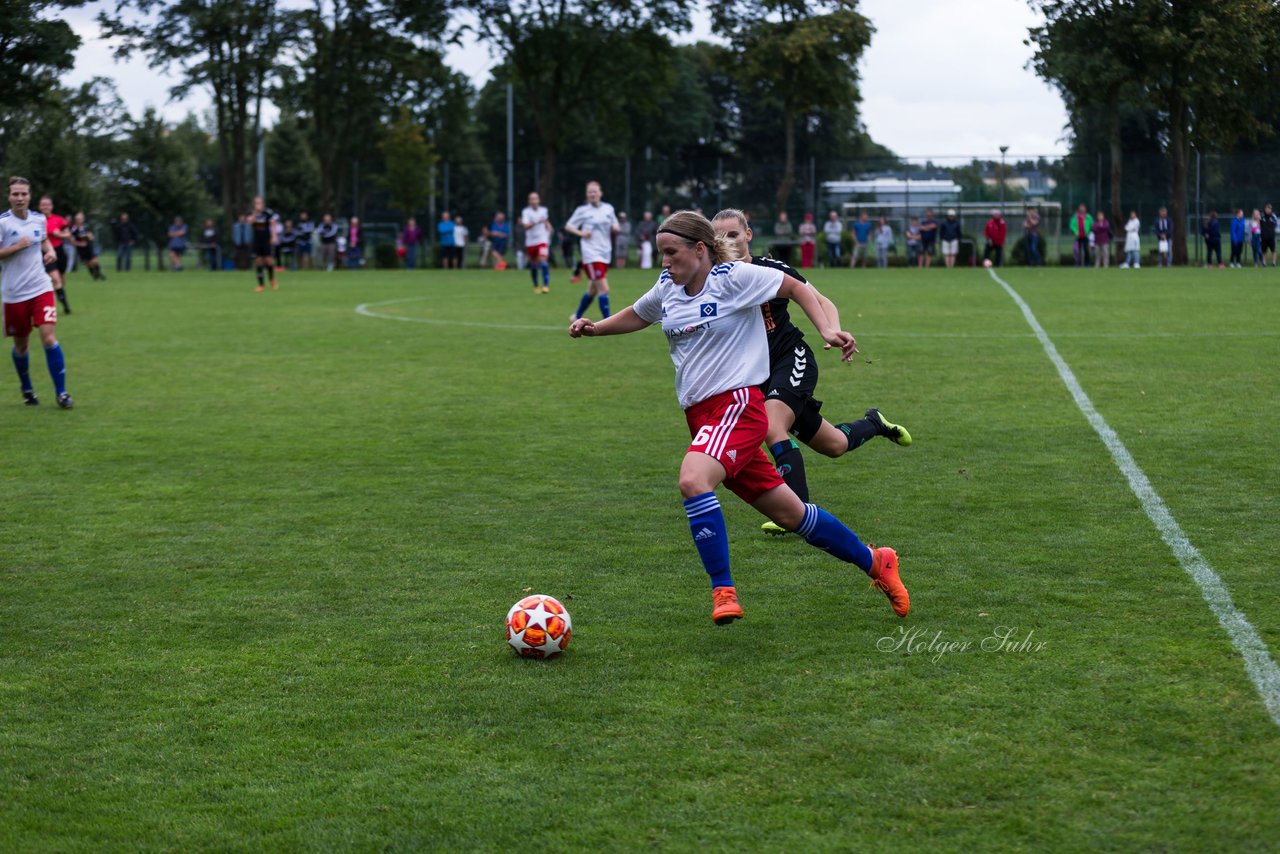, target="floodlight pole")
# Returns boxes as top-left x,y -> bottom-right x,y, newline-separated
506,83 -> 514,221
999,146 -> 1009,214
